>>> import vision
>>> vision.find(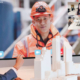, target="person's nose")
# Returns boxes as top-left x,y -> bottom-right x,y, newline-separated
41,19 -> 45,25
